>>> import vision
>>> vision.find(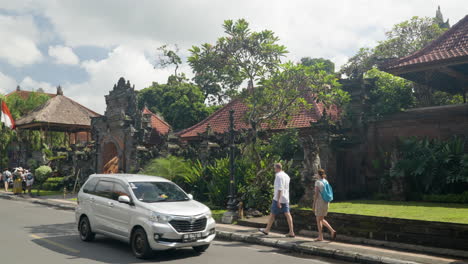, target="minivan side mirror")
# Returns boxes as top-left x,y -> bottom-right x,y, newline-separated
118,195 -> 131,204
187,194 -> 193,200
